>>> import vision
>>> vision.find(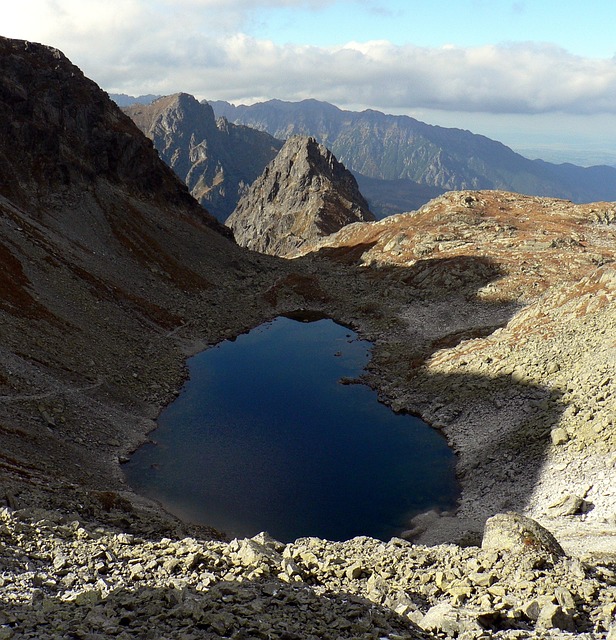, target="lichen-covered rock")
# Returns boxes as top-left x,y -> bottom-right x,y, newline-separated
535,602 -> 577,632
481,512 -> 566,558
